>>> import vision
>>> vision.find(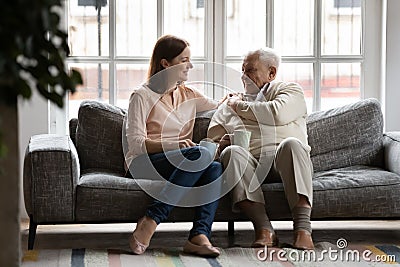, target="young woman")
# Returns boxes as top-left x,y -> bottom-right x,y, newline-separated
125,35 -> 223,257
